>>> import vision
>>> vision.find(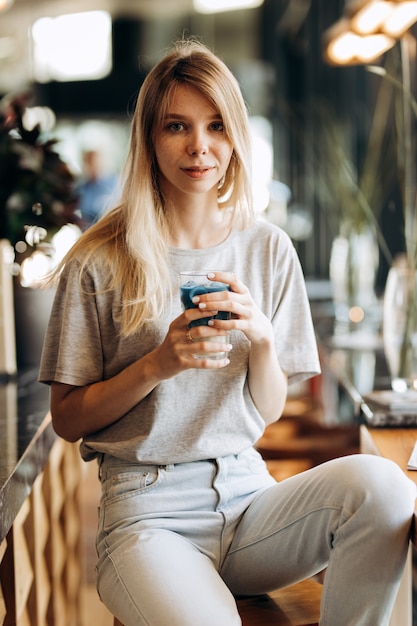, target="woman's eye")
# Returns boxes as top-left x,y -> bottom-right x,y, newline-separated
211,122 -> 224,131
168,122 -> 184,132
